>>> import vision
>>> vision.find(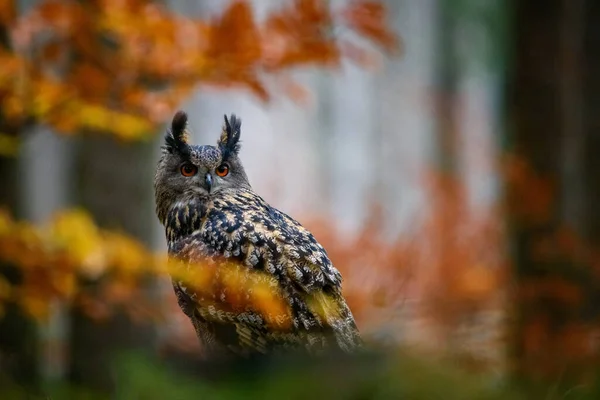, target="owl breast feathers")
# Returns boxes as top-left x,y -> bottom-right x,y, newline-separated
154,111 -> 362,358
